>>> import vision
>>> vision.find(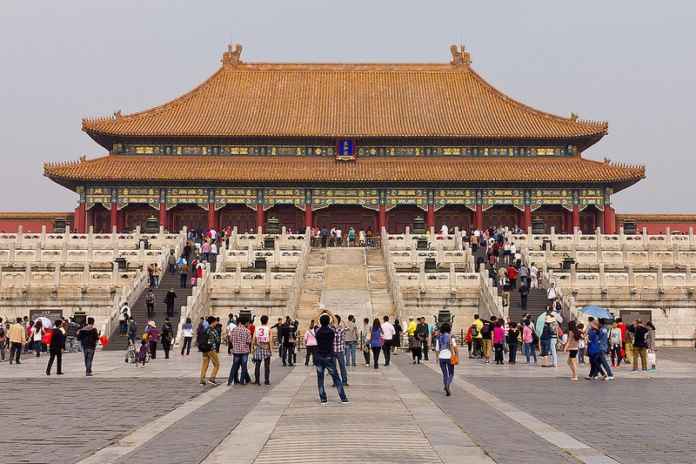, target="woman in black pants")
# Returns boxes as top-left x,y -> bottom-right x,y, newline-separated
369,318 -> 383,369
